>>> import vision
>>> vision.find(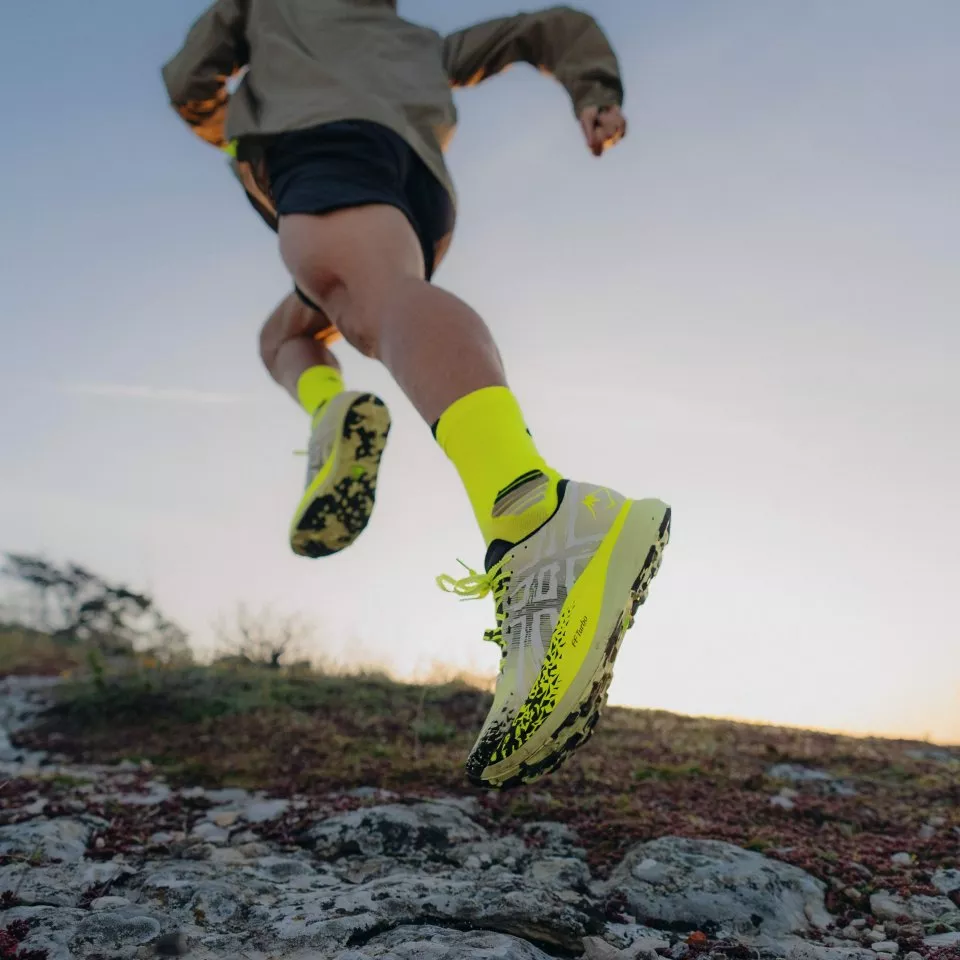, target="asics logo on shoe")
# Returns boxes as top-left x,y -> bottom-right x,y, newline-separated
581,487 -> 618,518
